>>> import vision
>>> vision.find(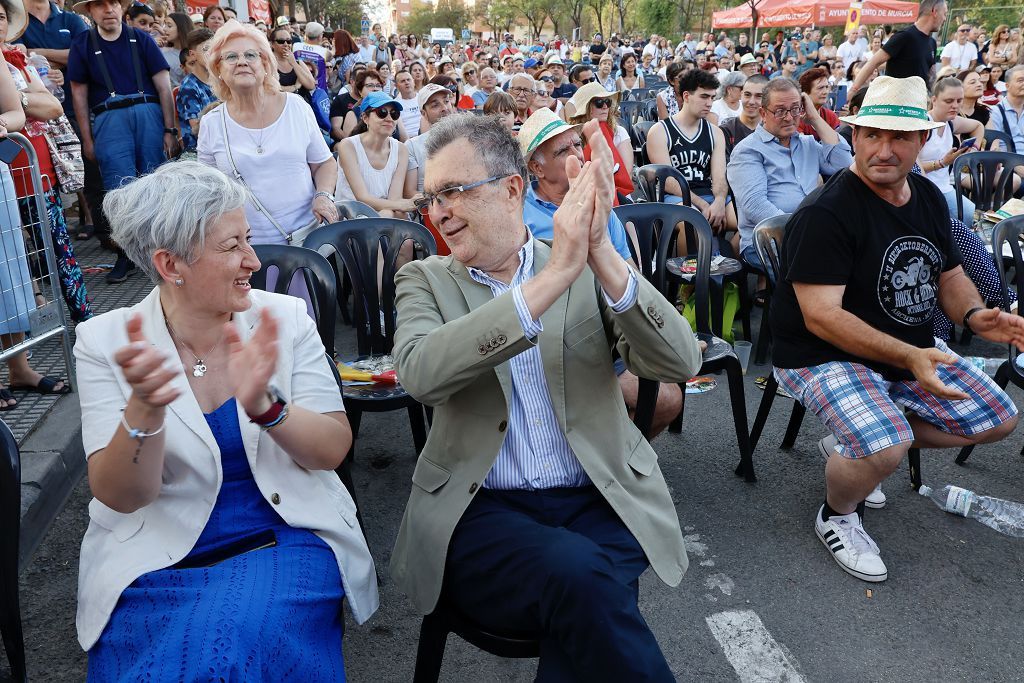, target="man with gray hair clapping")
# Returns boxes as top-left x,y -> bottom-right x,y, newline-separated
390,113 -> 701,680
